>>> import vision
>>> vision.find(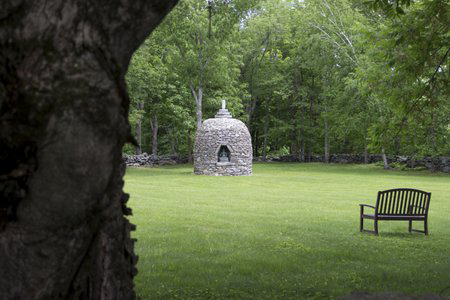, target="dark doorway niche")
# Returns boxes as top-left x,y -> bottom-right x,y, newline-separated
218,145 -> 231,162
